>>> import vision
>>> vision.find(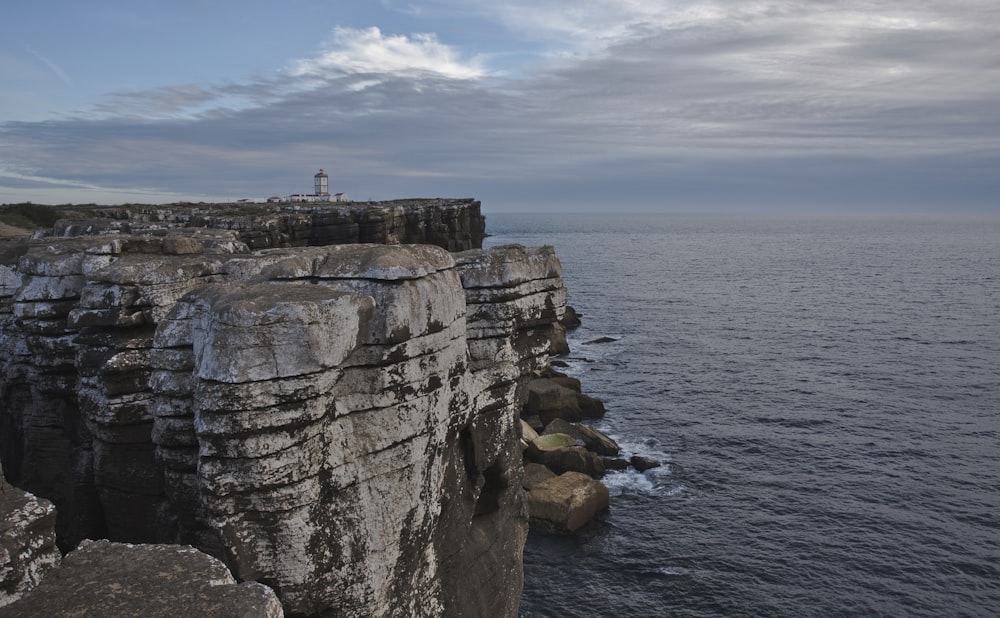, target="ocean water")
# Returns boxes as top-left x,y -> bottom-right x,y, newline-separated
483,213 -> 1000,618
